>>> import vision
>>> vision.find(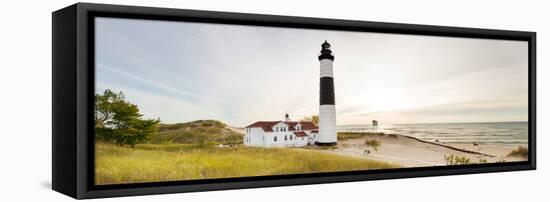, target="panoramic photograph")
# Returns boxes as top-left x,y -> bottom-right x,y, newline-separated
94,17 -> 529,185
